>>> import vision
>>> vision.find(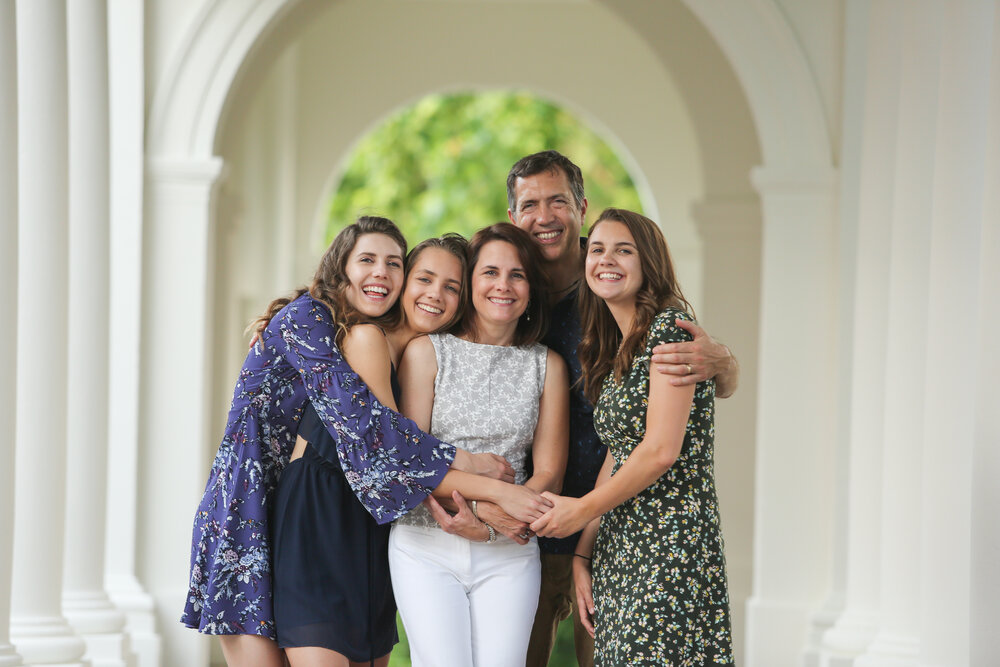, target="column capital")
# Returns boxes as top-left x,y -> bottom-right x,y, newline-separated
751,165 -> 839,196
691,195 -> 761,240
147,155 -> 225,185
